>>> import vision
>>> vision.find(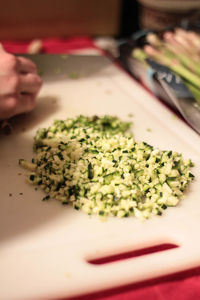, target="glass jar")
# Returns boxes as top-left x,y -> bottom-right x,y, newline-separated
137,0 -> 200,30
